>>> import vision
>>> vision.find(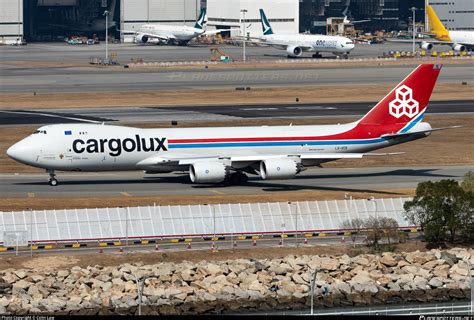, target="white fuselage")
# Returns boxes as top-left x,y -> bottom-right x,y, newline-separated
449,31 -> 474,47
7,122 -> 427,173
262,34 -> 355,53
137,24 -> 204,42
